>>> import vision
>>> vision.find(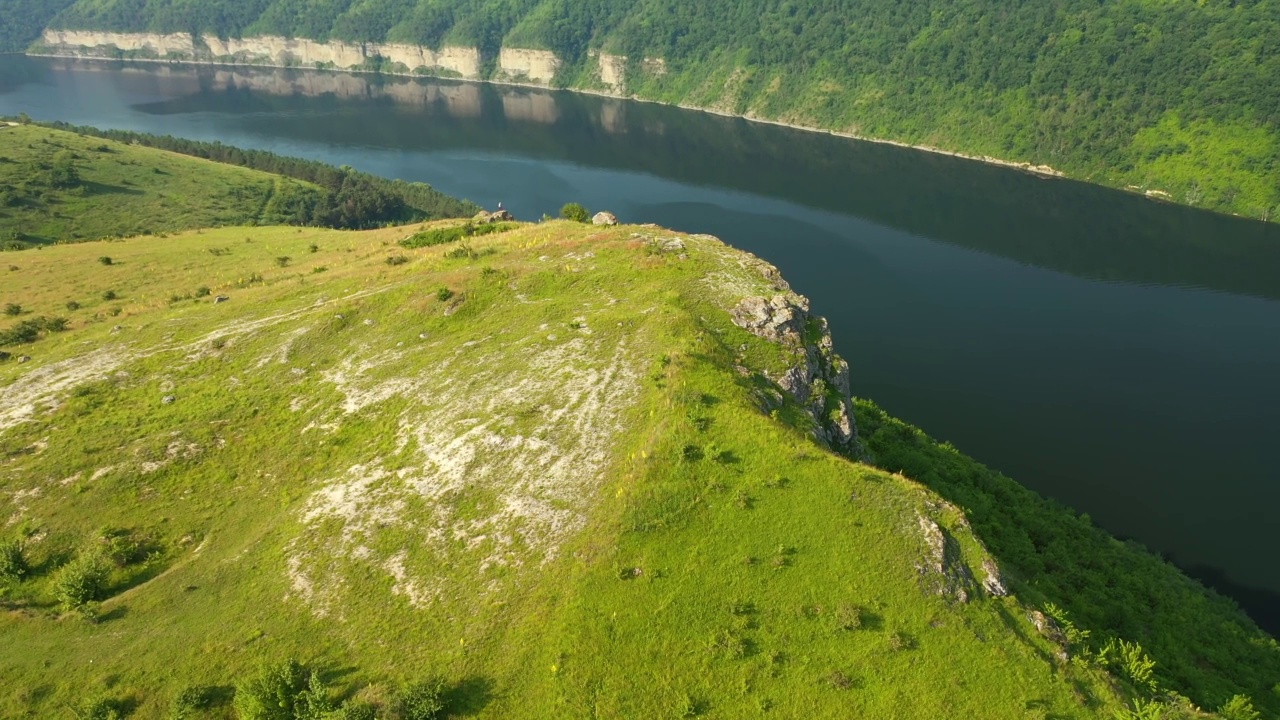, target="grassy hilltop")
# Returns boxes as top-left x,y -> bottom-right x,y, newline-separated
2,222 -> 1278,720
0,122 -> 477,250
0,135 -> 1277,719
